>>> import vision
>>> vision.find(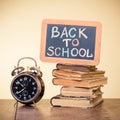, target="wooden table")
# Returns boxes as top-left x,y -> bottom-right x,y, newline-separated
0,99 -> 120,120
